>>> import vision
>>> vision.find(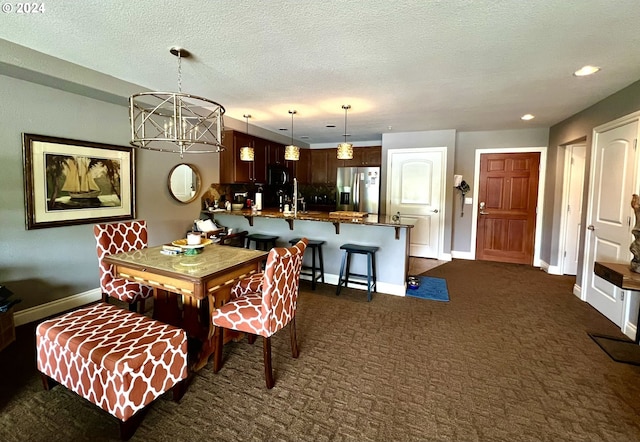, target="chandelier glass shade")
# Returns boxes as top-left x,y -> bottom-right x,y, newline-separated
129,47 -> 225,157
284,109 -> 299,161
336,104 -> 353,160
239,114 -> 254,161
337,142 -> 354,160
